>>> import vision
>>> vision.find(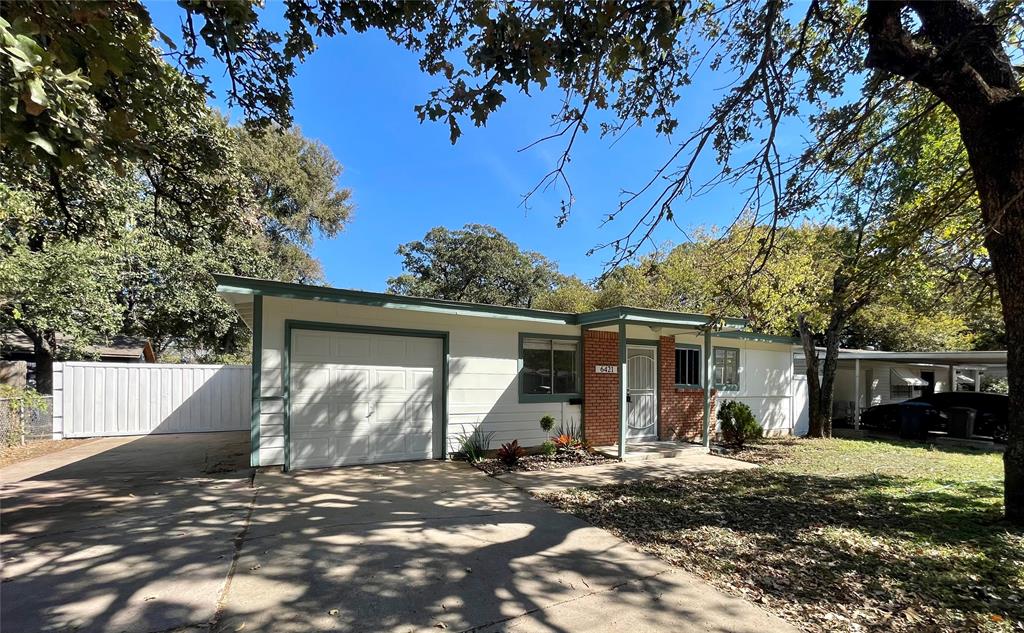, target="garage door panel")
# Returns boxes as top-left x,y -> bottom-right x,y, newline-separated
331,368 -> 369,393
293,332 -> 334,361
289,330 -> 441,470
